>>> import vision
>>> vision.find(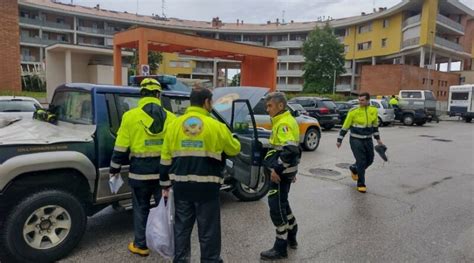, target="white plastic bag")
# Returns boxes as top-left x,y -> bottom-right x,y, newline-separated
146,190 -> 174,259
108,174 -> 124,194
